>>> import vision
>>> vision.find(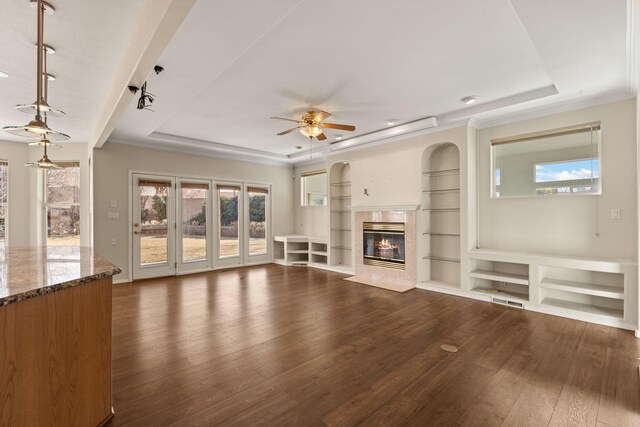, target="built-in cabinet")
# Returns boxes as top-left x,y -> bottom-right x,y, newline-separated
274,235 -> 328,269
421,143 -> 461,288
468,249 -> 636,329
330,163 -> 353,271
